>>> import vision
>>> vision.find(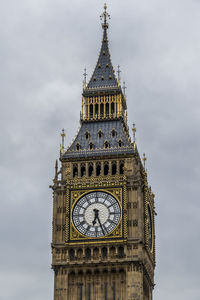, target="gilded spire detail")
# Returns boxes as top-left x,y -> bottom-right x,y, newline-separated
86,4 -> 118,90
100,3 -> 110,29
